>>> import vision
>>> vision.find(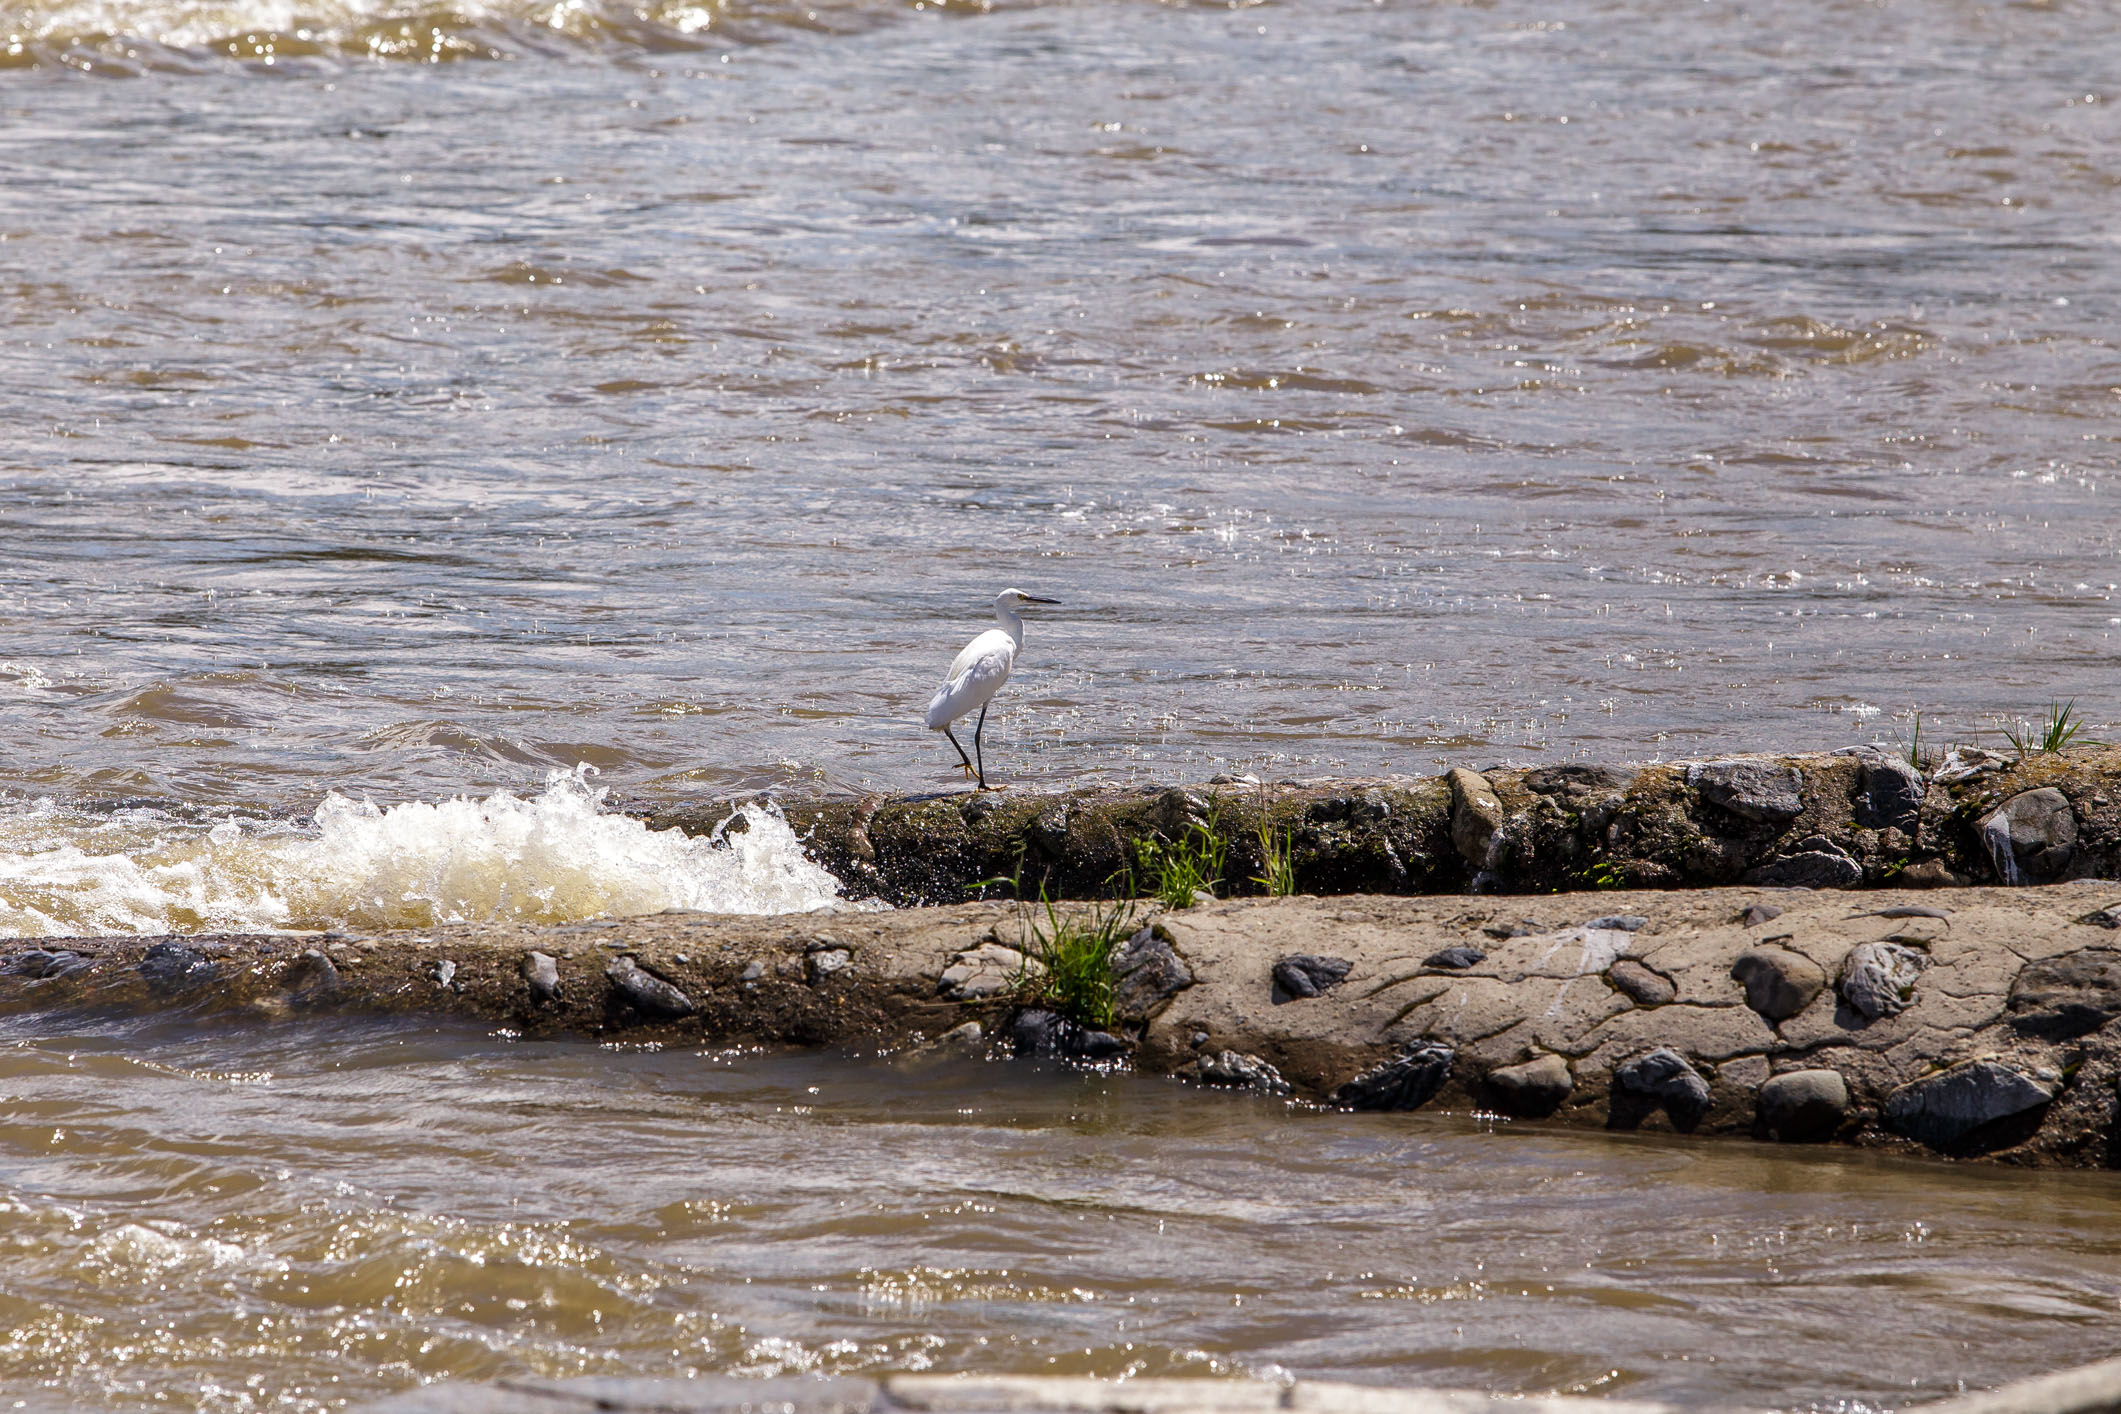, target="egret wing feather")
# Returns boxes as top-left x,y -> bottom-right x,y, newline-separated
925,628 -> 1016,729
